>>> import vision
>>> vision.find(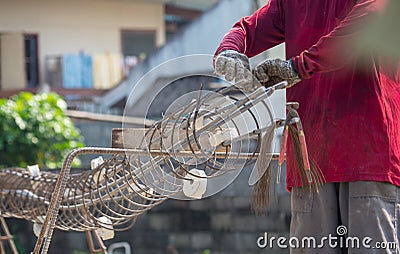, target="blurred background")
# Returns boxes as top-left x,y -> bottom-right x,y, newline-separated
0,0 -> 280,107
0,0 -> 398,253
0,1 -> 290,253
